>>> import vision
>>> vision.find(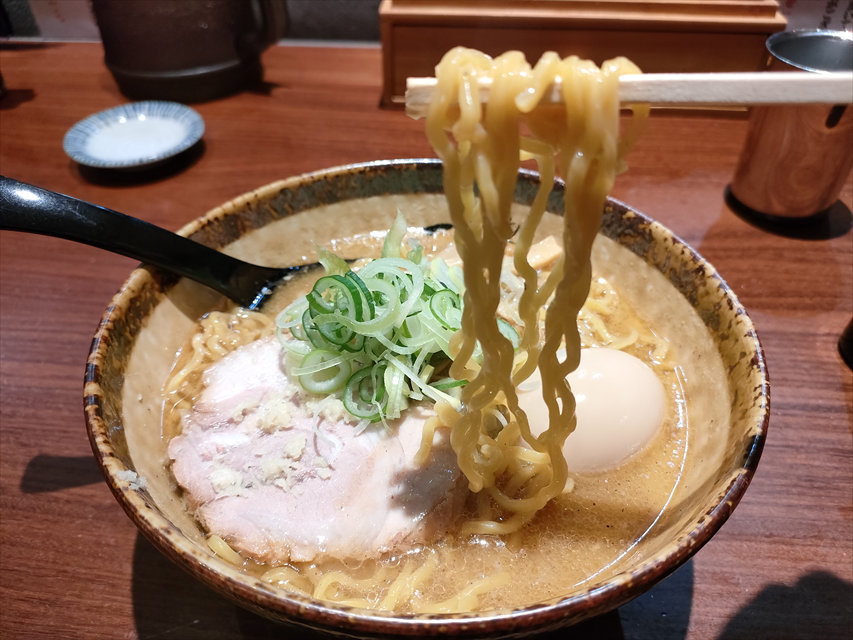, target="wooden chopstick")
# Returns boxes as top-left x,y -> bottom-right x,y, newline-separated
405,71 -> 853,118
